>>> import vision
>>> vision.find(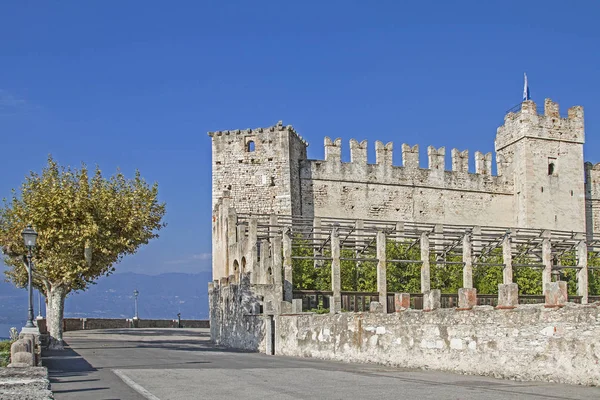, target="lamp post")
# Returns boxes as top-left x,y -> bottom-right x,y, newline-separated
37,290 -> 43,319
21,225 -> 38,329
133,289 -> 139,319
